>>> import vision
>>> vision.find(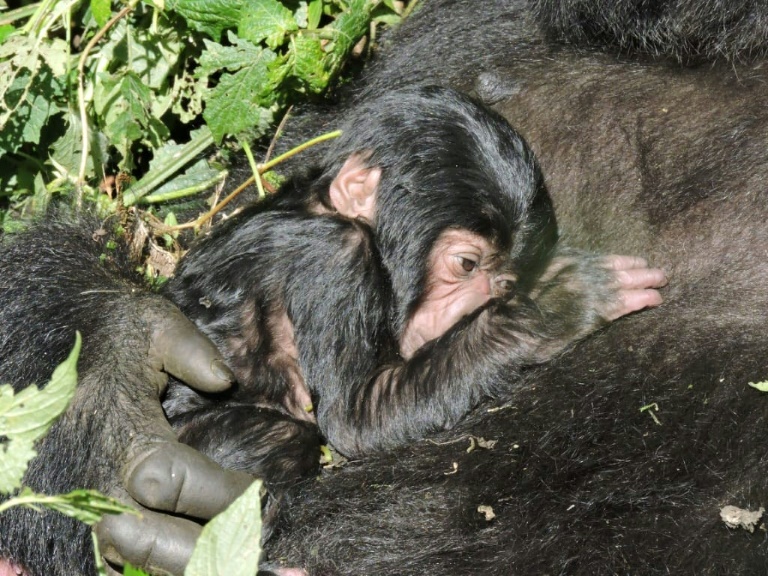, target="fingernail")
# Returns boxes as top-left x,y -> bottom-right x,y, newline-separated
211,358 -> 235,383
